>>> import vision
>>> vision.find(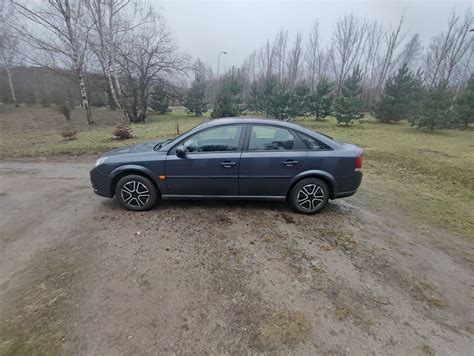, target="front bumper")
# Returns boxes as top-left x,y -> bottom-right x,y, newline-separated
90,167 -> 113,198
